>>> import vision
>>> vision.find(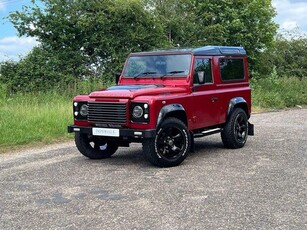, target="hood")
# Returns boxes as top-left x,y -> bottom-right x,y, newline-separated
89,84 -> 186,99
